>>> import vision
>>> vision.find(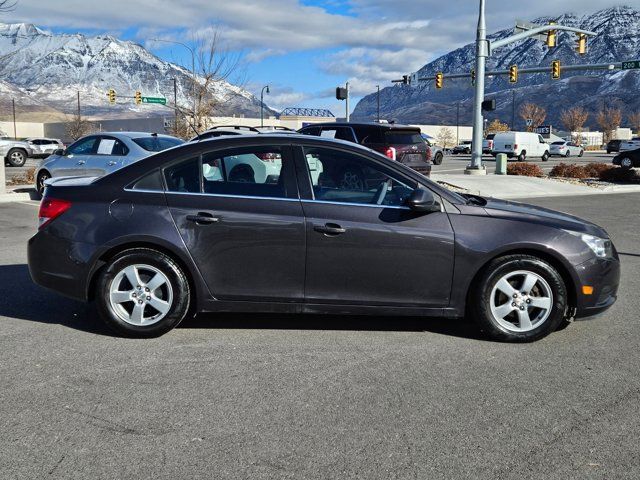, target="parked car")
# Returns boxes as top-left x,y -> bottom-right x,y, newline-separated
613,148 -> 640,169
35,132 -> 183,194
549,141 -> 584,158
298,122 -> 432,176
482,134 -> 496,154
25,137 -> 64,158
453,141 -> 472,155
492,132 -> 550,162
606,139 -> 622,154
28,134 -> 620,342
1,137 -> 34,167
421,134 -> 444,165
620,137 -> 640,152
